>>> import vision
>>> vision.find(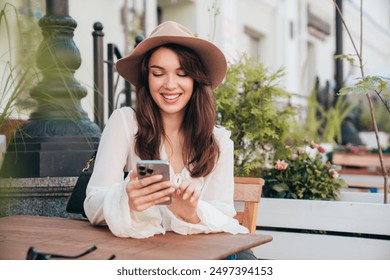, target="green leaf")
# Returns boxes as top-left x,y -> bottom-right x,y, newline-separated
272,183 -> 289,193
